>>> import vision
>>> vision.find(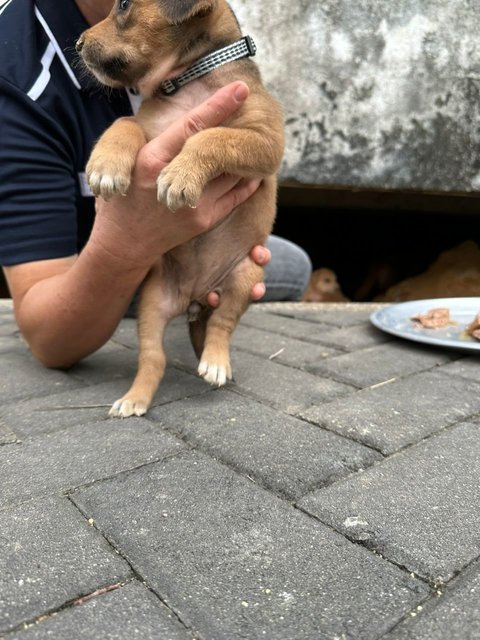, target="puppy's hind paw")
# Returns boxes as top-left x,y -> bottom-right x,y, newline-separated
109,397 -> 148,418
198,360 -> 232,387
